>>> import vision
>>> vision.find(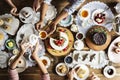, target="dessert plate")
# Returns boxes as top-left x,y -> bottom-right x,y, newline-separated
56,63 -> 69,76
108,36 -> 120,63
0,14 -> 19,35
8,55 -> 27,73
50,32 -> 69,51
16,24 -> 35,47
59,15 -> 73,27
45,5 -> 57,20
0,51 -> 9,68
73,64 -> 89,80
